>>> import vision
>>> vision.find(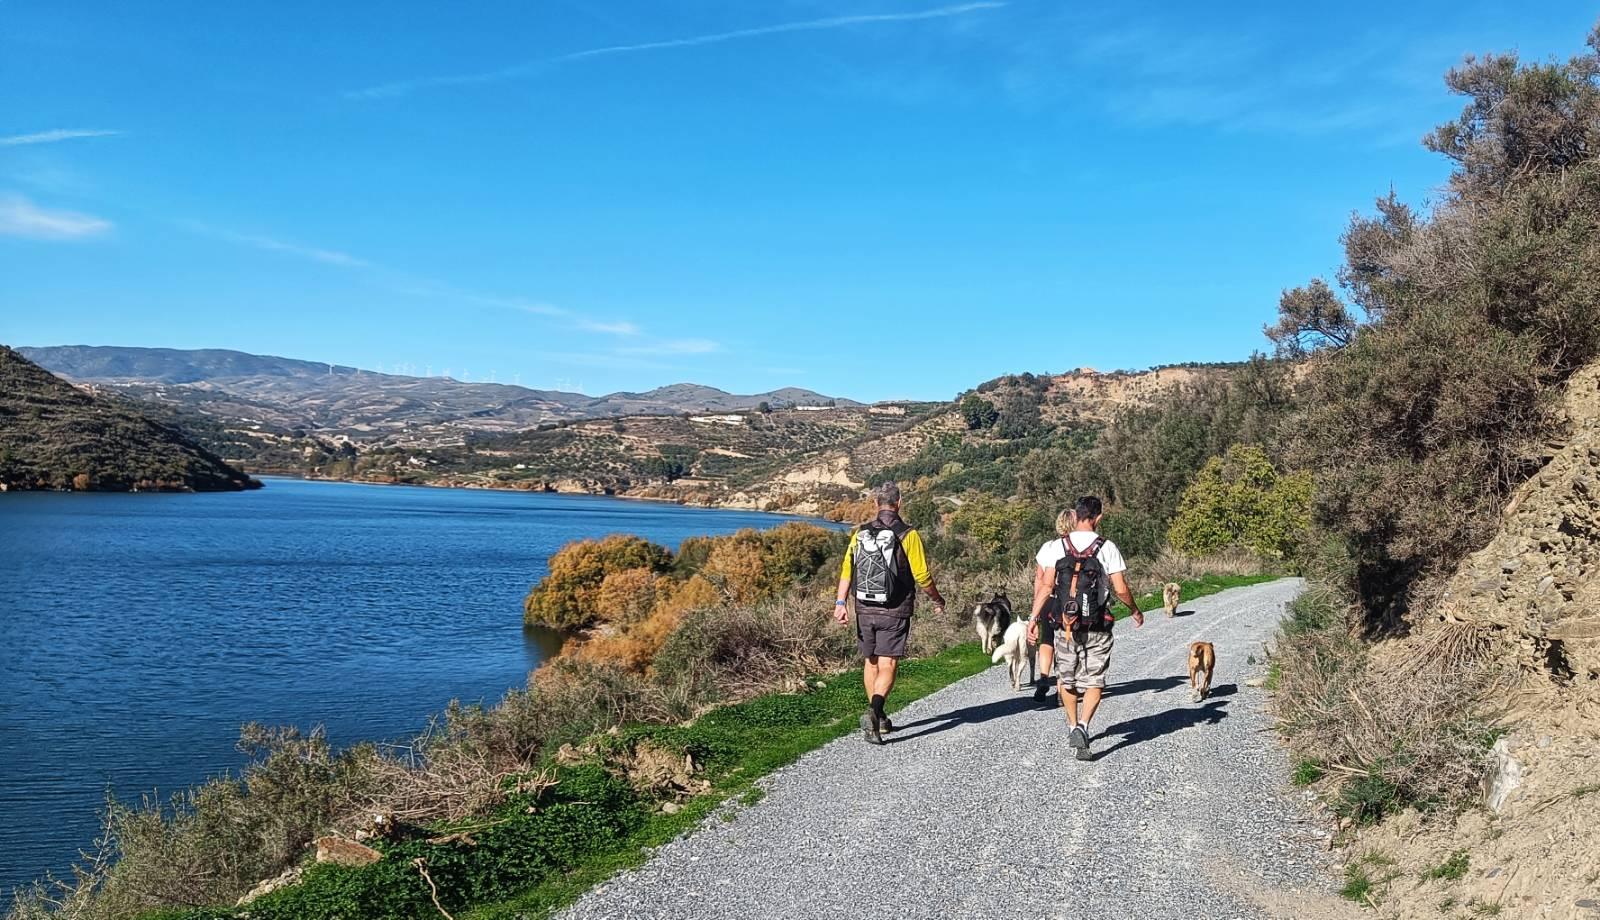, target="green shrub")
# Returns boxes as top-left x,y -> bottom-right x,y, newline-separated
1291,759 -> 1325,787
1167,444 -> 1312,561
1335,768 -> 1404,825
1281,30 -> 1600,625
1424,850 -> 1470,882
959,394 -> 998,430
